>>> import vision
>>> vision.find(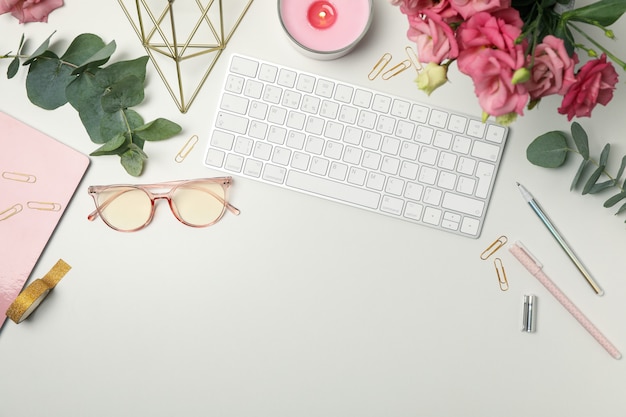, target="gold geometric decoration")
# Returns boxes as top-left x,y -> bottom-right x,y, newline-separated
117,0 -> 254,113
